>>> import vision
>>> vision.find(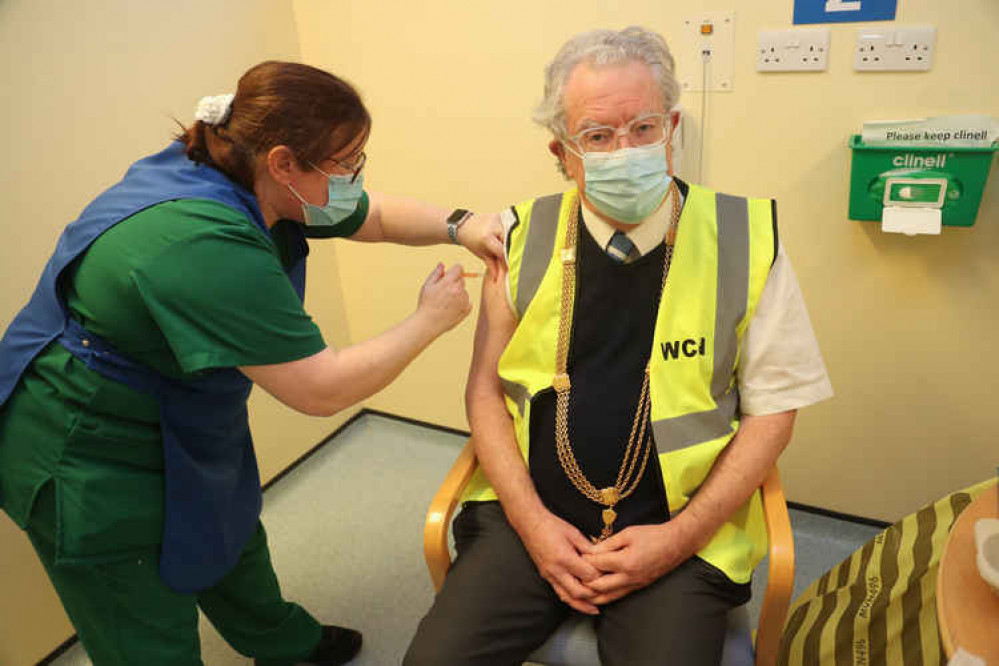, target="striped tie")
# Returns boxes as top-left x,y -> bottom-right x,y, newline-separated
606,231 -> 639,263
